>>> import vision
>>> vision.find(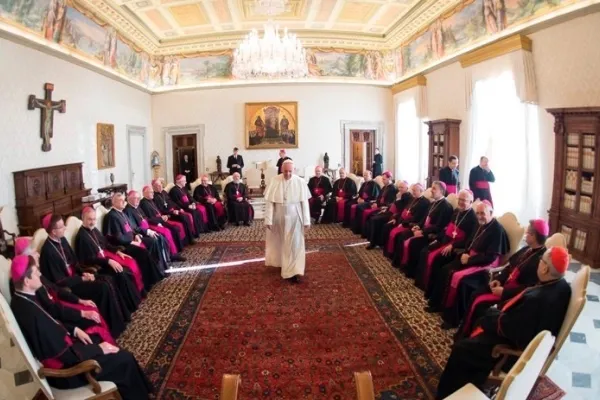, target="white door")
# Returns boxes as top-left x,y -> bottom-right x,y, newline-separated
127,127 -> 147,191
